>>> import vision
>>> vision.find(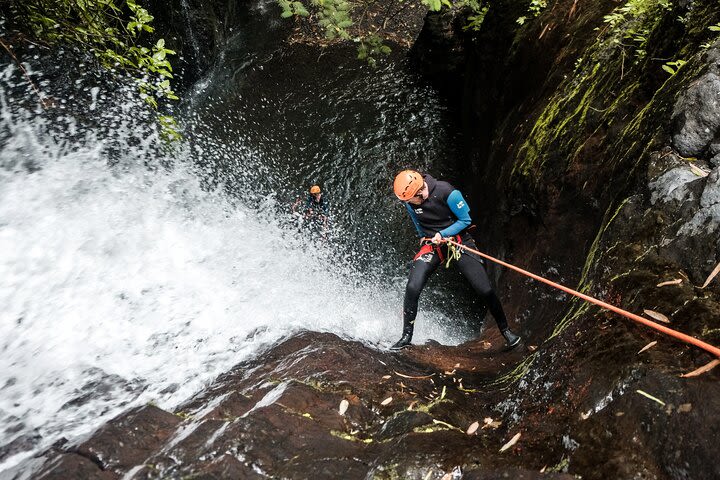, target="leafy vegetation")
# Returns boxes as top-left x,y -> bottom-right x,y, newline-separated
702,22 -> 720,48
600,0 -> 672,61
277,0 -> 491,65
6,0 -> 179,139
661,59 -> 686,76
516,0 -> 547,26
